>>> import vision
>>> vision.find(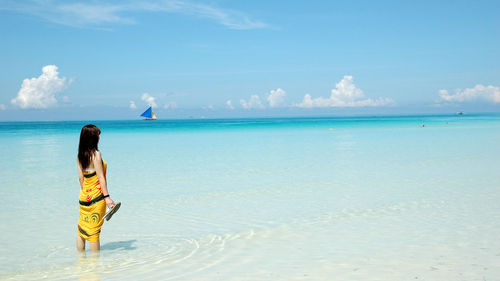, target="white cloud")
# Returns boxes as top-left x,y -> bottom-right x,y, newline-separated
226,99 -> 234,110
129,101 -> 137,109
164,101 -> 178,109
295,75 -> 394,108
141,93 -> 157,108
267,88 -> 286,107
240,95 -> 264,109
439,84 -> 500,103
11,65 -> 70,109
0,104 -> 6,110
0,0 -> 268,30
